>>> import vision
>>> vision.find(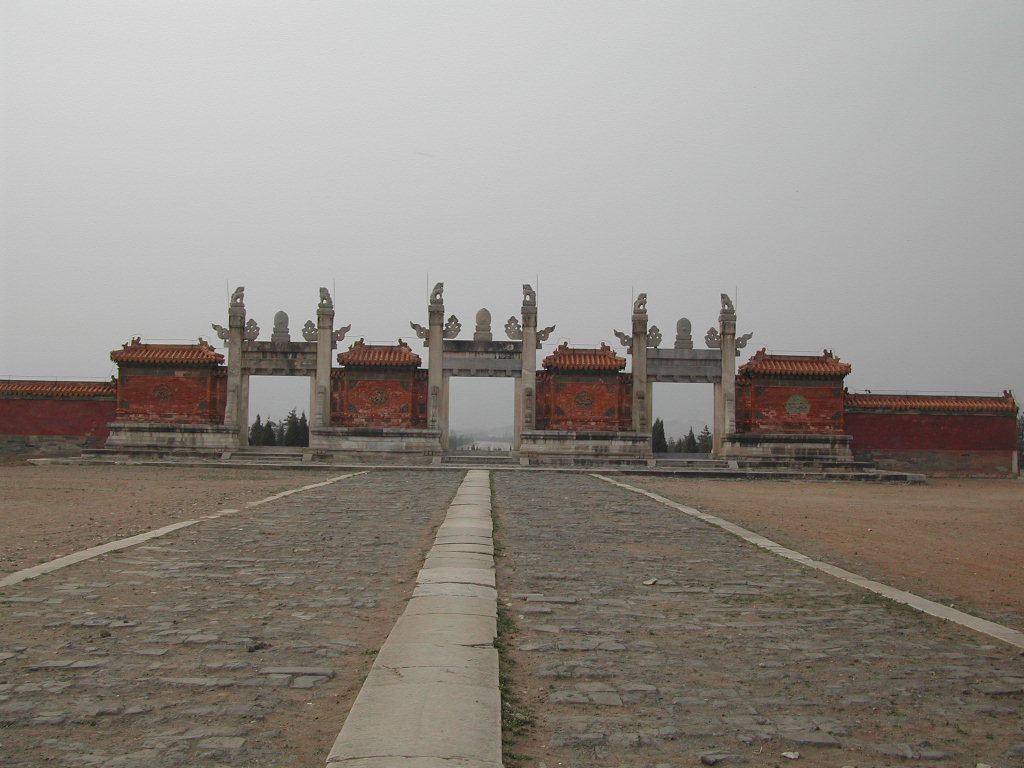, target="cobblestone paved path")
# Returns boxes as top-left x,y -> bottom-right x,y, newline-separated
0,470 -> 464,767
493,472 -> 1024,767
